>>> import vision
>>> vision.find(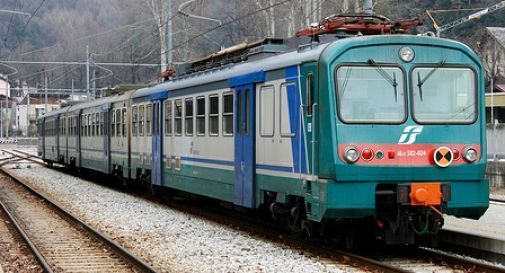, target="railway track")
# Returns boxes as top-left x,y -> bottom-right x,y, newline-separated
0,159 -> 159,273
3,149 -> 505,273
